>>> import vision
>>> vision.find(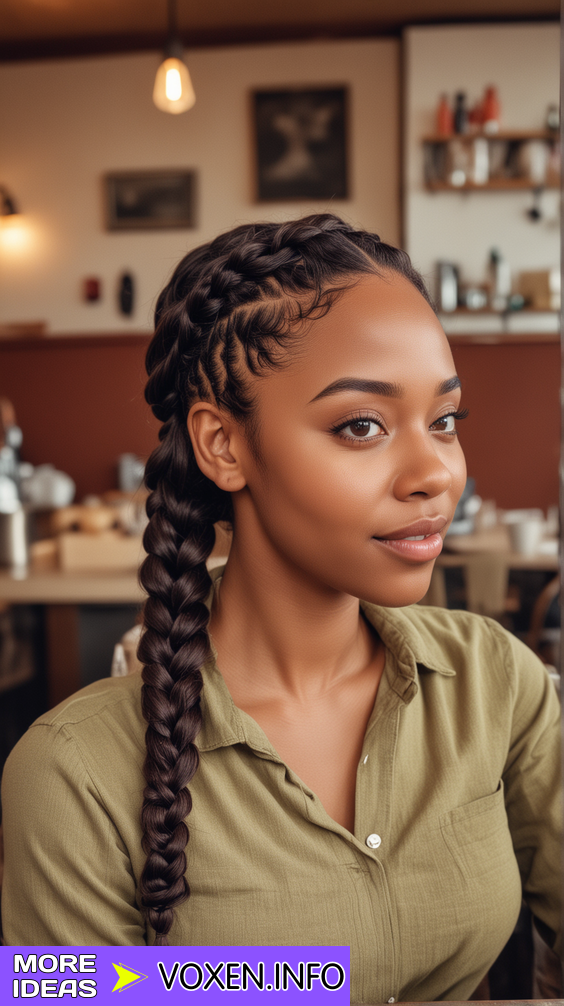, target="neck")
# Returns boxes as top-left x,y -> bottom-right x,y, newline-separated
208,518 -> 378,703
